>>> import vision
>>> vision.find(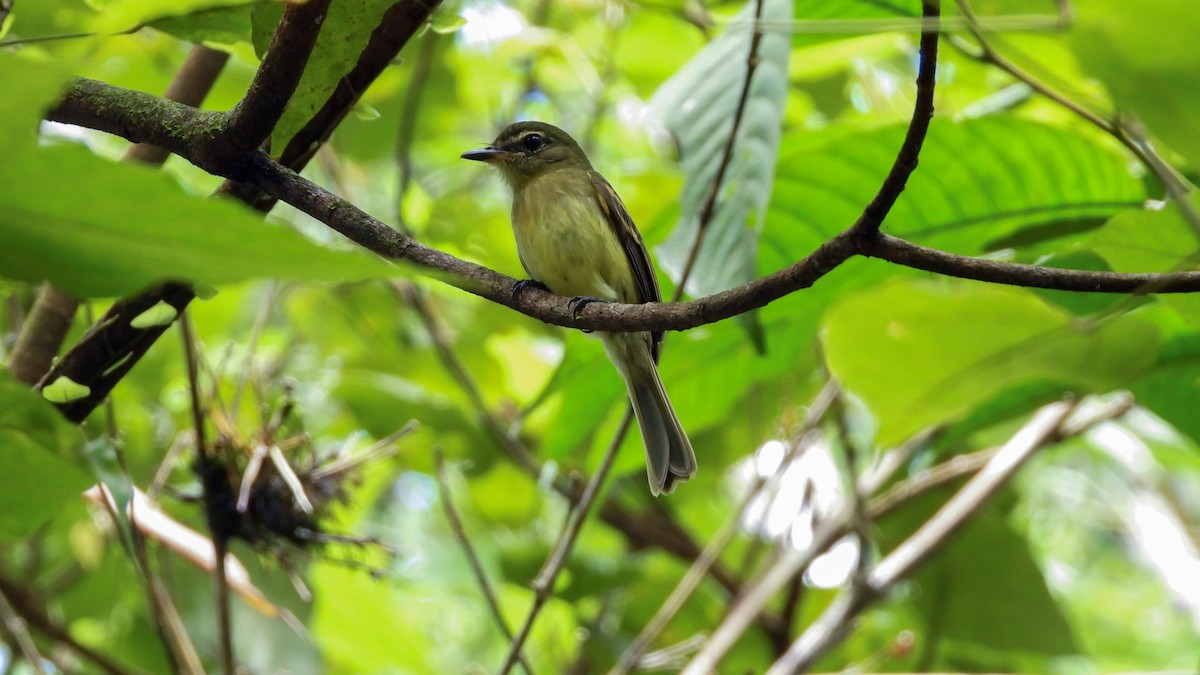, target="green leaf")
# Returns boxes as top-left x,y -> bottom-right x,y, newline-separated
0,145 -> 398,298
0,53 -> 74,158
1070,0 -> 1200,168
1129,331 -> 1200,447
650,0 -> 793,350
129,300 -> 179,328
1090,195 -> 1200,321
0,371 -> 91,537
822,280 -> 1160,445
764,118 -> 1146,273
251,0 -> 398,152
91,0 -> 254,33
149,3 -> 256,45
1091,198 -> 1200,271
42,376 -> 91,403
